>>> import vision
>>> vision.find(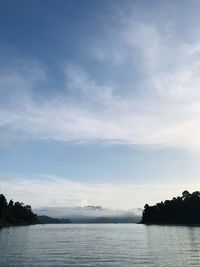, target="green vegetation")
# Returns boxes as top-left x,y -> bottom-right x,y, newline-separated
141,190 -> 200,224
0,194 -> 38,227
